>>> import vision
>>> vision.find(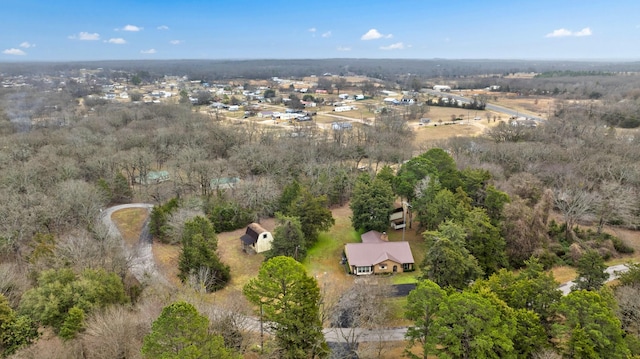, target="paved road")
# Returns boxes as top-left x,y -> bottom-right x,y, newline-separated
557,263 -> 631,295
323,327 -> 408,343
